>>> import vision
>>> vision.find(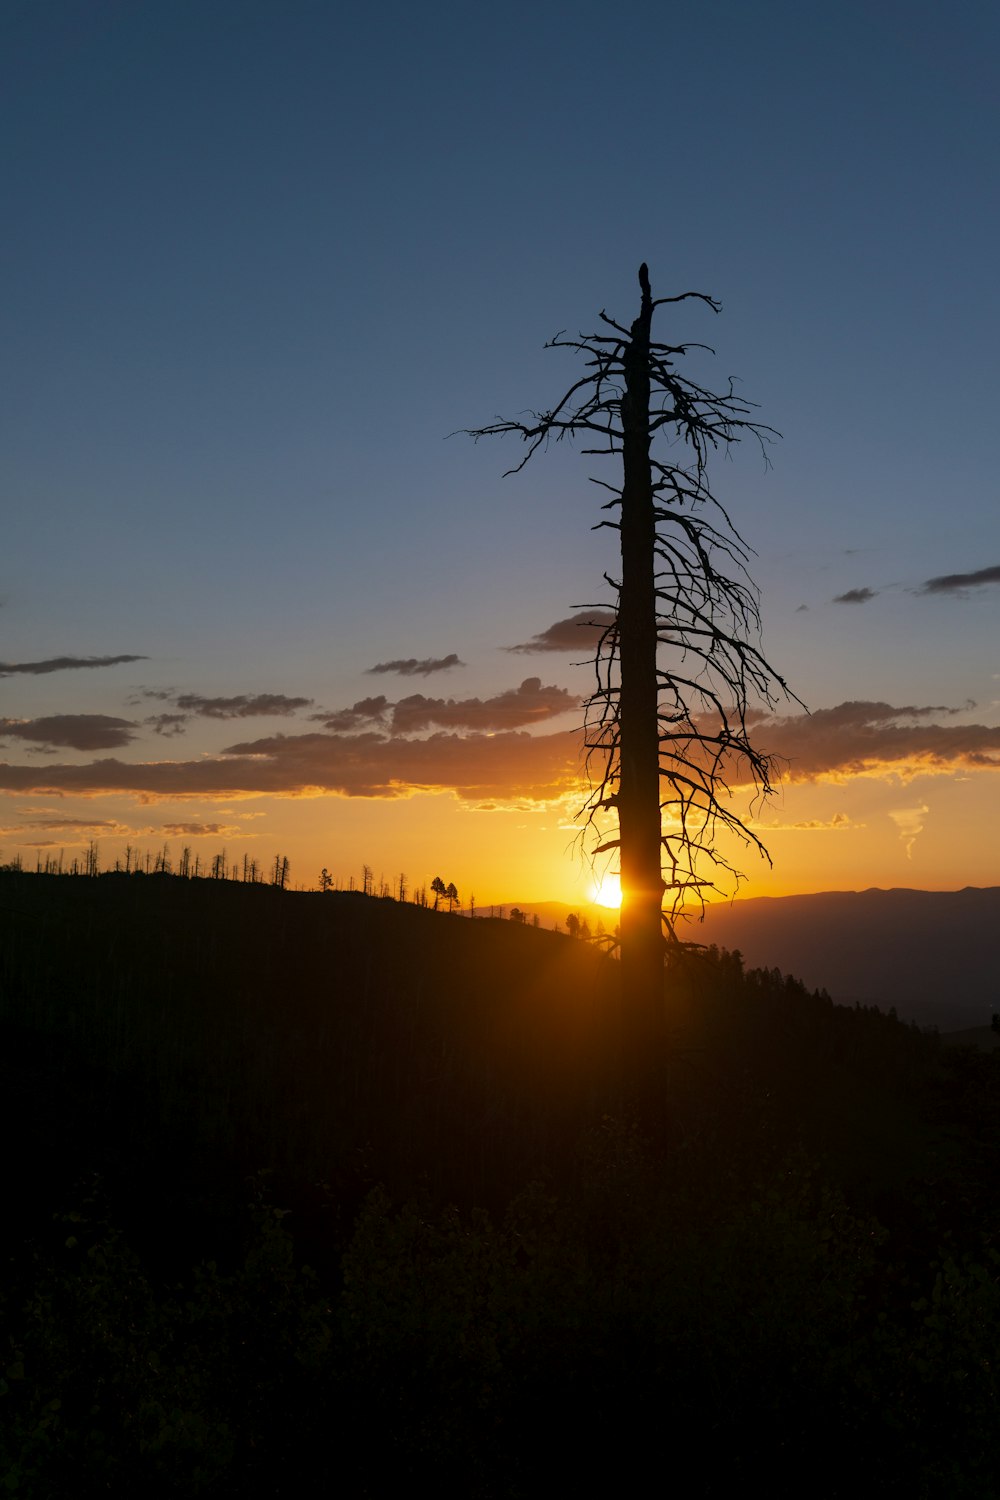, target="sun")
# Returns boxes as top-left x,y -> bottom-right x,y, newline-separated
591,872 -> 622,910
